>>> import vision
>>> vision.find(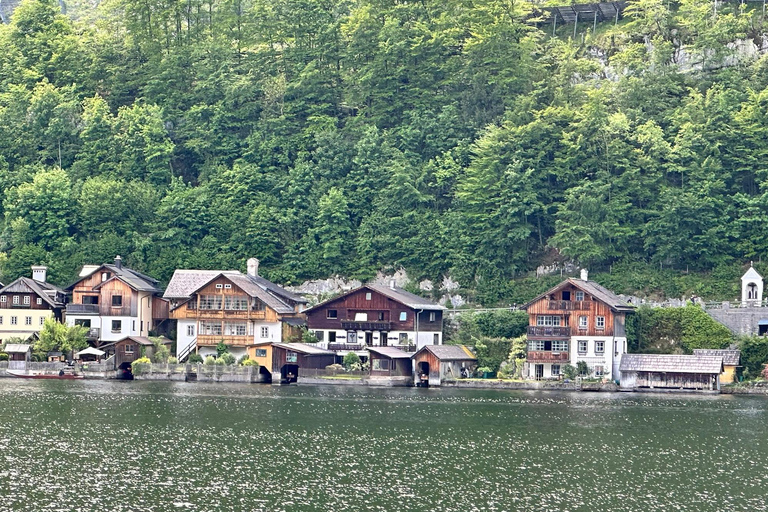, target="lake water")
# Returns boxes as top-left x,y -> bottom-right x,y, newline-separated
0,380 -> 766,512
